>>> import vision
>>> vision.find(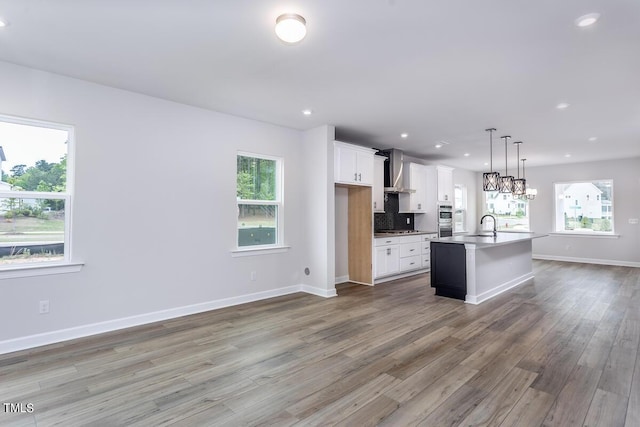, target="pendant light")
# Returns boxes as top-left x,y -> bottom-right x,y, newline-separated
521,158 -> 537,200
482,128 -> 500,191
498,135 -> 513,193
512,141 -> 526,196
